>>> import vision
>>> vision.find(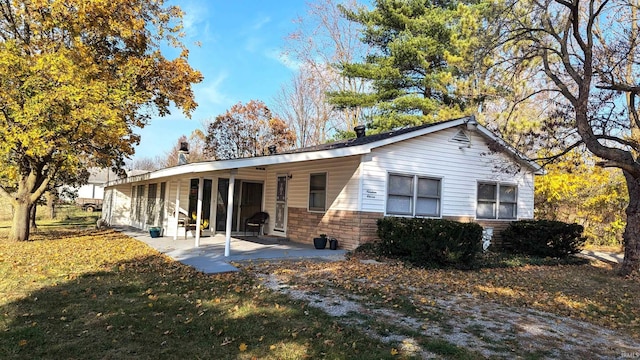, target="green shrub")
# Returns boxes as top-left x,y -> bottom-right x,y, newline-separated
502,220 -> 586,258
376,217 -> 483,268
